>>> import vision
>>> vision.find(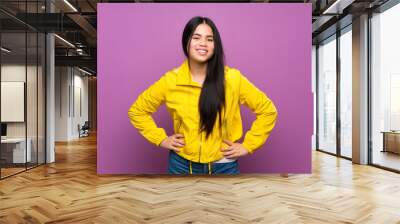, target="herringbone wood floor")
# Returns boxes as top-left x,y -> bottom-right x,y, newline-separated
1,133 -> 400,224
